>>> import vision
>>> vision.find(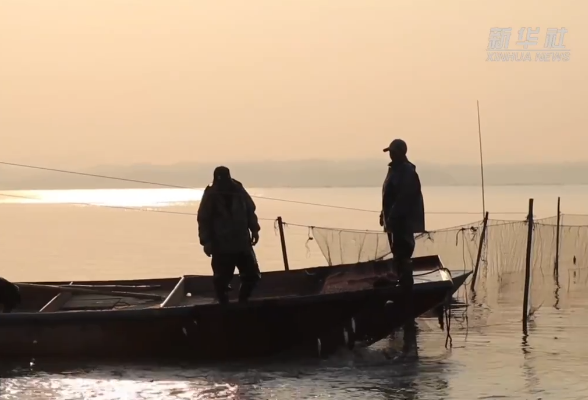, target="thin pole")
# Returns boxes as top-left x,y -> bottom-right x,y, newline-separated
477,100 -> 486,218
471,211 -> 490,291
554,197 -> 561,284
522,198 -> 534,336
277,216 -> 290,271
